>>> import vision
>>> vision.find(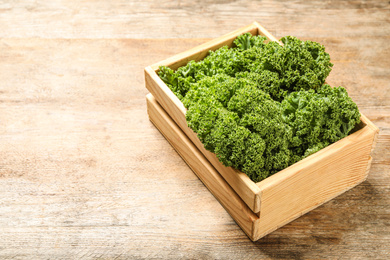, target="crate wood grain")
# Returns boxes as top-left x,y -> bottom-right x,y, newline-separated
144,22 -> 379,240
